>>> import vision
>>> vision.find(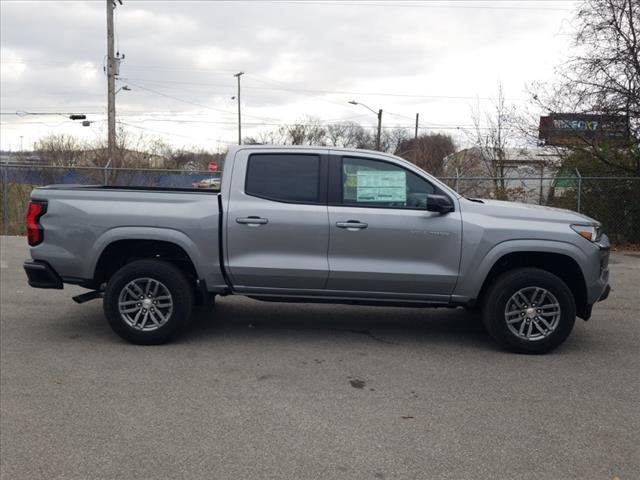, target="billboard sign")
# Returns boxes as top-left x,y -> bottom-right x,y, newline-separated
539,114 -> 628,146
